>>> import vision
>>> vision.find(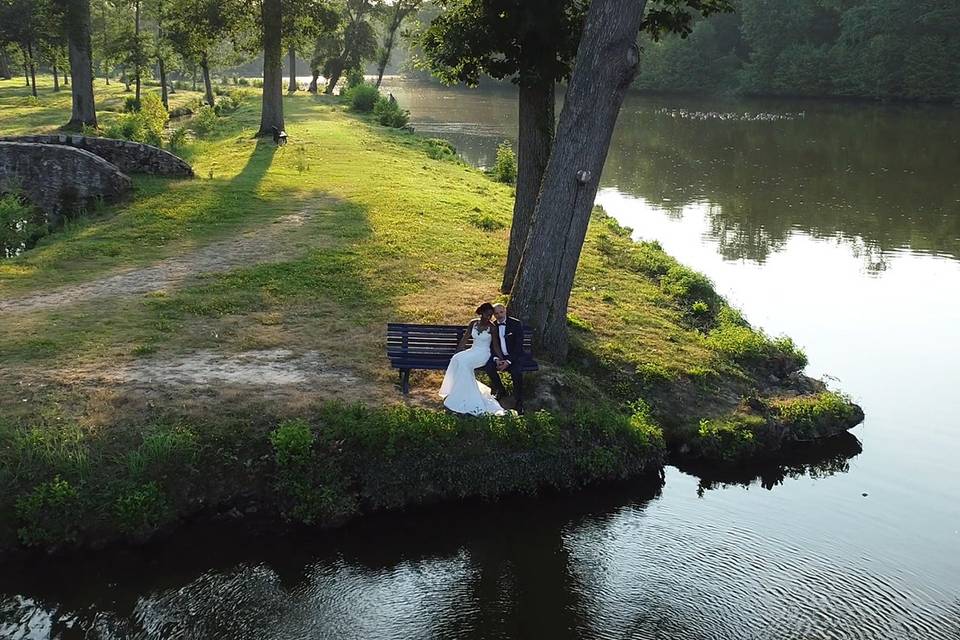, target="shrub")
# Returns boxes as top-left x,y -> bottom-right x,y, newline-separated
705,304 -> 807,375
123,96 -> 140,113
213,95 -> 239,116
168,125 -> 189,150
104,93 -> 168,147
694,416 -> 763,463
492,141 -> 517,184
238,77 -> 250,86
15,476 -> 81,546
425,138 -> 457,161
349,84 -> 380,112
252,78 -> 264,88
191,105 -> 219,137
0,192 -> 47,258
373,95 -> 410,128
